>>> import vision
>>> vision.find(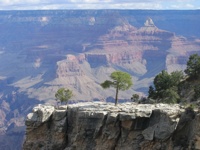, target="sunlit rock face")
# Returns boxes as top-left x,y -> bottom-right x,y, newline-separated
0,10 -> 200,149
23,102 -> 200,150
